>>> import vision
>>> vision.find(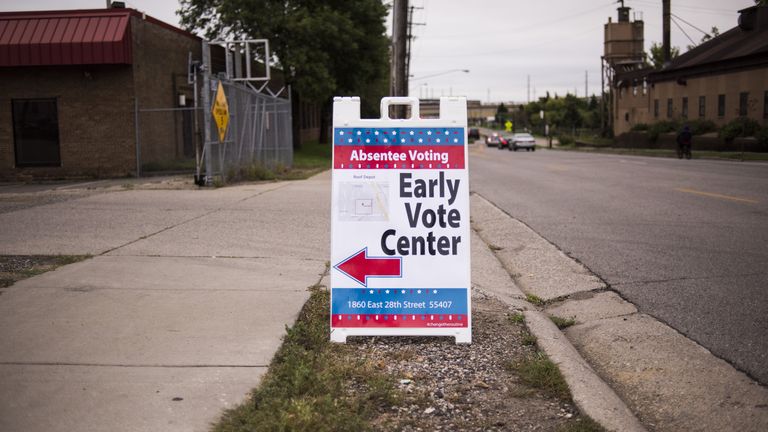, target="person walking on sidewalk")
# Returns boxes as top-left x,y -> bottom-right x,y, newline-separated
676,125 -> 692,159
